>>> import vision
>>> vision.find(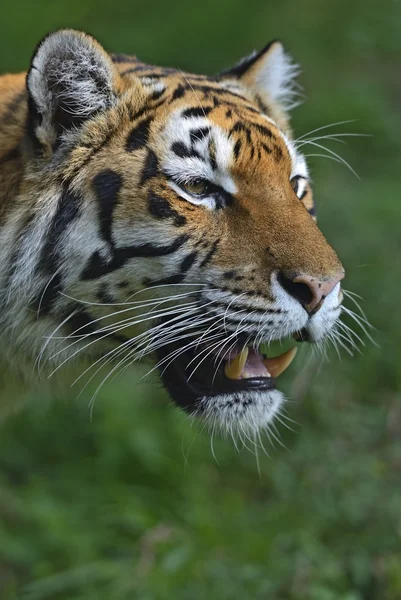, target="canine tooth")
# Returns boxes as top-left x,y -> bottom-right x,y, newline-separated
225,348 -> 249,380
262,347 -> 297,378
